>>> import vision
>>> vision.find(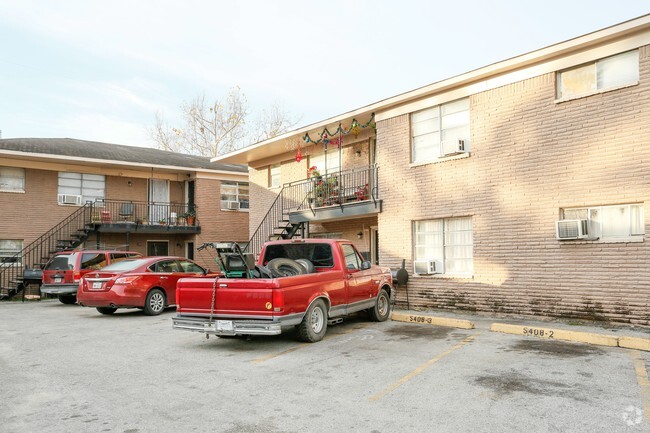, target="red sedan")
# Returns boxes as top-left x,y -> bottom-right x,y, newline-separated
77,256 -> 209,315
